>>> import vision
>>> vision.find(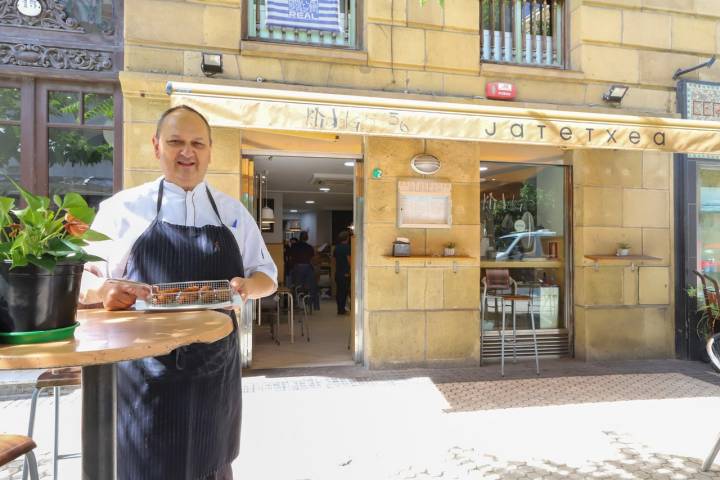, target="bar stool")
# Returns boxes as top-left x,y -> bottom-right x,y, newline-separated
275,286 -> 295,343
294,286 -> 311,342
480,269 -> 540,376
1,435 -> 40,480
23,367 -> 81,480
